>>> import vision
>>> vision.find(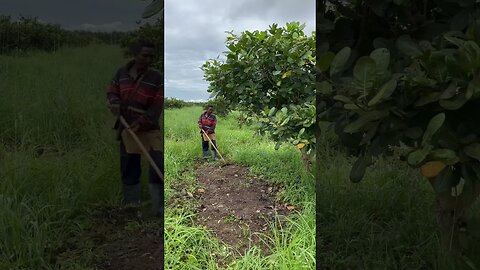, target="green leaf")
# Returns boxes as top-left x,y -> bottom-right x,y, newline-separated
464,143 -> 480,162
333,95 -> 353,103
268,107 -> 276,117
298,128 -> 305,137
353,56 -> 377,94
318,81 -> 332,95
414,92 -> 441,107
439,82 -> 458,99
439,95 -> 468,110
318,52 -> 335,72
428,149 -> 459,165
350,156 -> 369,183
272,70 -> 282,76
407,147 -> 431,166
396,35 -> 423,57
282,70 -> 292,79
370,48 -> 390,71
368,79 -> 397,106
444,35 -> 465,48
422,113 -> 445,146
343,110 -> 389,133
330,47 -> 351,77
